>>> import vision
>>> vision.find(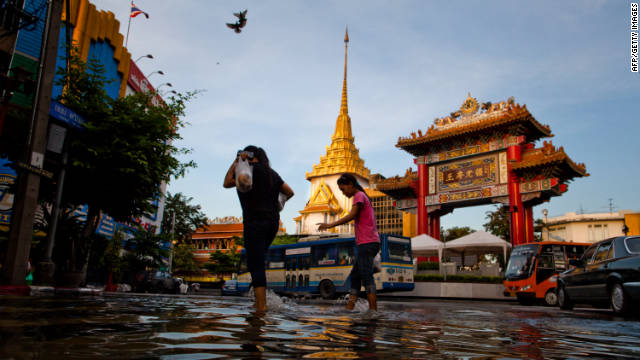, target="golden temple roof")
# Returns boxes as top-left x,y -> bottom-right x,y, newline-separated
397,95 -> 553,156
512,140 -> 589,180
299,181 -> 343,215
306,28 -> 370,180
